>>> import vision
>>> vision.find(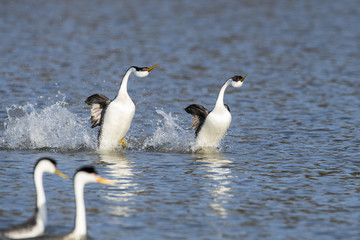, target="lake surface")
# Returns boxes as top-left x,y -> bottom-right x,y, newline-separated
0,0 -> 359,239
